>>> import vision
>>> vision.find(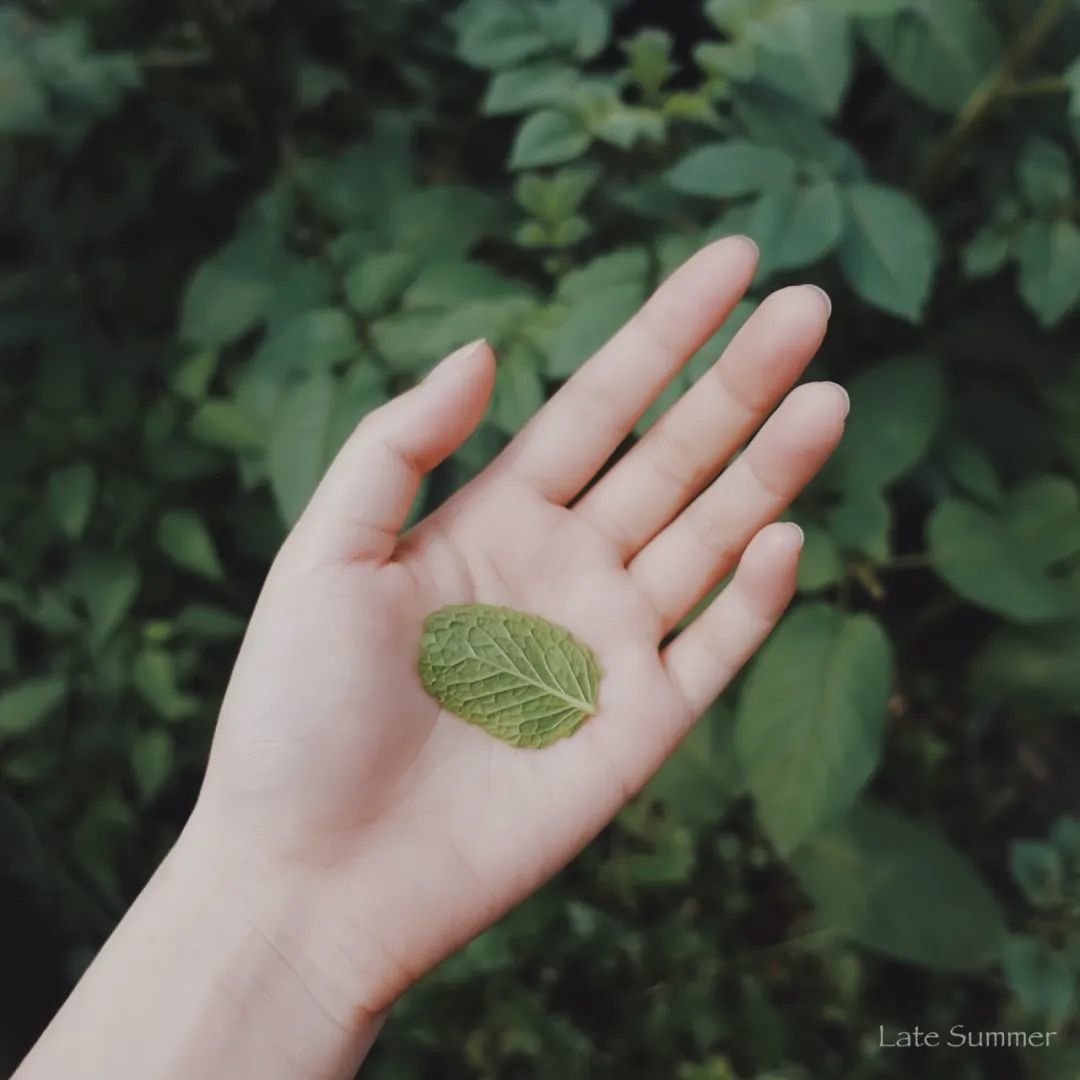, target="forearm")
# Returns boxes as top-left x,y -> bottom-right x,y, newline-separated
14,821 -> 385,1080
